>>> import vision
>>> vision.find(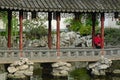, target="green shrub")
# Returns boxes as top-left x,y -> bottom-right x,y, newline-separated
64,13 -> 99,36
105,28 -> 120,46
79,26 -> 91,36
